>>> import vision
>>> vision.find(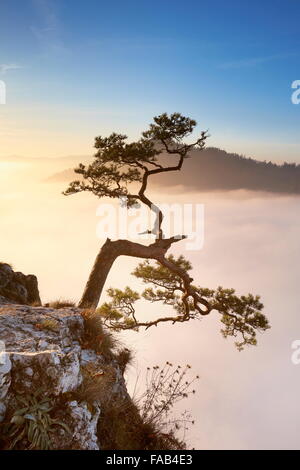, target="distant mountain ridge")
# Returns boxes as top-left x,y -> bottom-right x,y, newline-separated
152,147 -> 300,194
45,147 -> 300,195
